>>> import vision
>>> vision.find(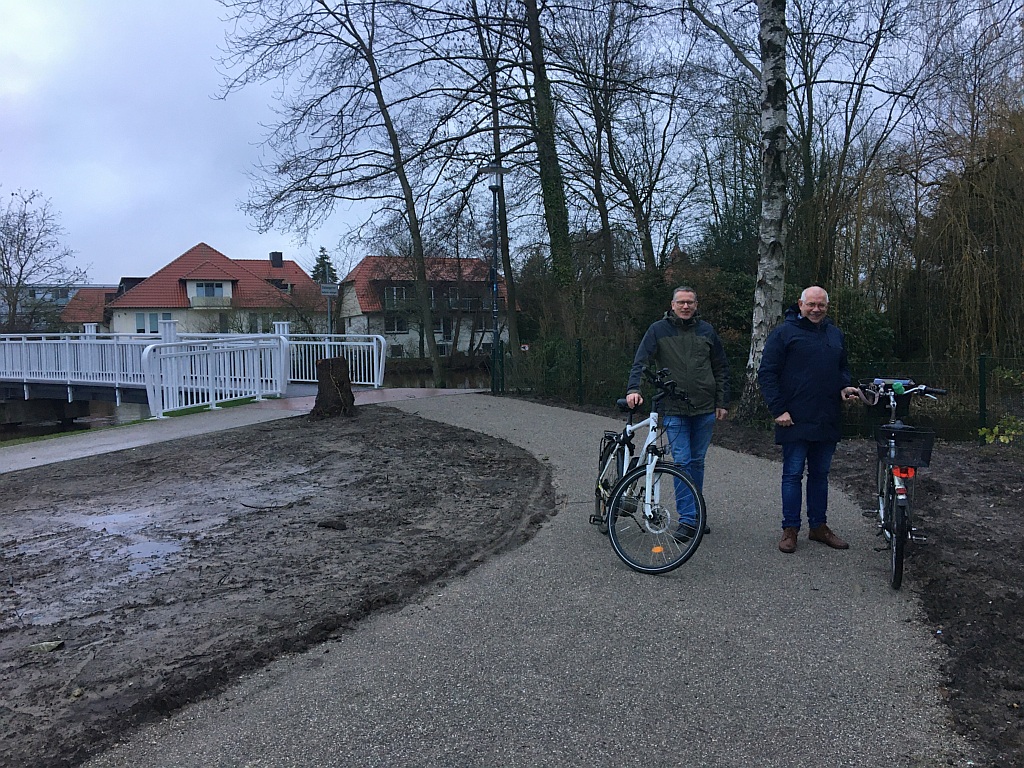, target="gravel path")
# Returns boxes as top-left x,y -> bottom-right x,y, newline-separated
85,395 -> 978,768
